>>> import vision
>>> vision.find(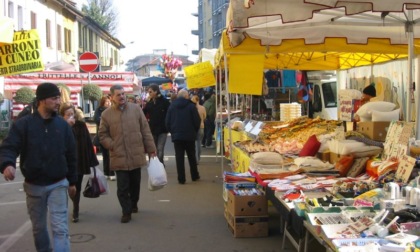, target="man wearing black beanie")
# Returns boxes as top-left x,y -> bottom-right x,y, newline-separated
0,82 -> 77,251
361,84 -> 376,105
